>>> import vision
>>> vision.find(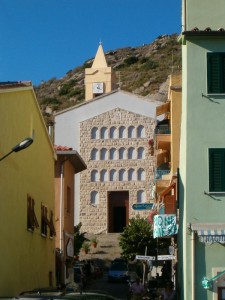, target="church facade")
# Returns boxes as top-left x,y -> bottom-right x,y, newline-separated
54,44 -> 163,233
